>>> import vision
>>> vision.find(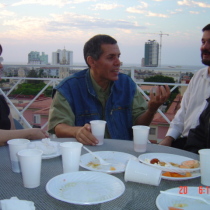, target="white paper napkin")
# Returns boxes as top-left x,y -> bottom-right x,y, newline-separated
0,197 -> 35,210
28,138 -> 57,155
